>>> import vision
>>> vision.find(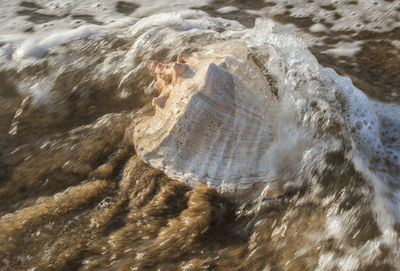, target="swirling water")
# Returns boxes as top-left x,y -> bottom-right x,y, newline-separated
0,1 -> 399,270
